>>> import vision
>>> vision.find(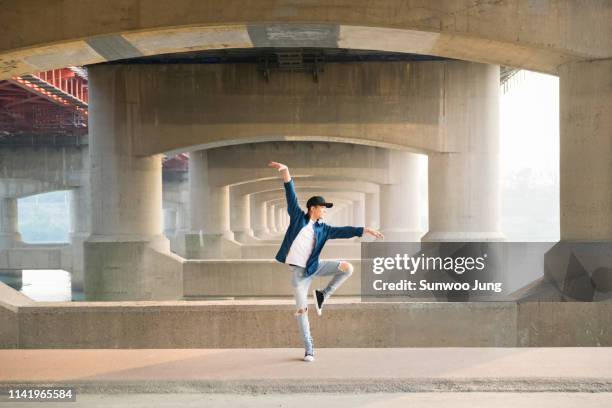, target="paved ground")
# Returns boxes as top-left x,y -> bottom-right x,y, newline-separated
2,393 -> 612,408
1,348 -> 612,394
